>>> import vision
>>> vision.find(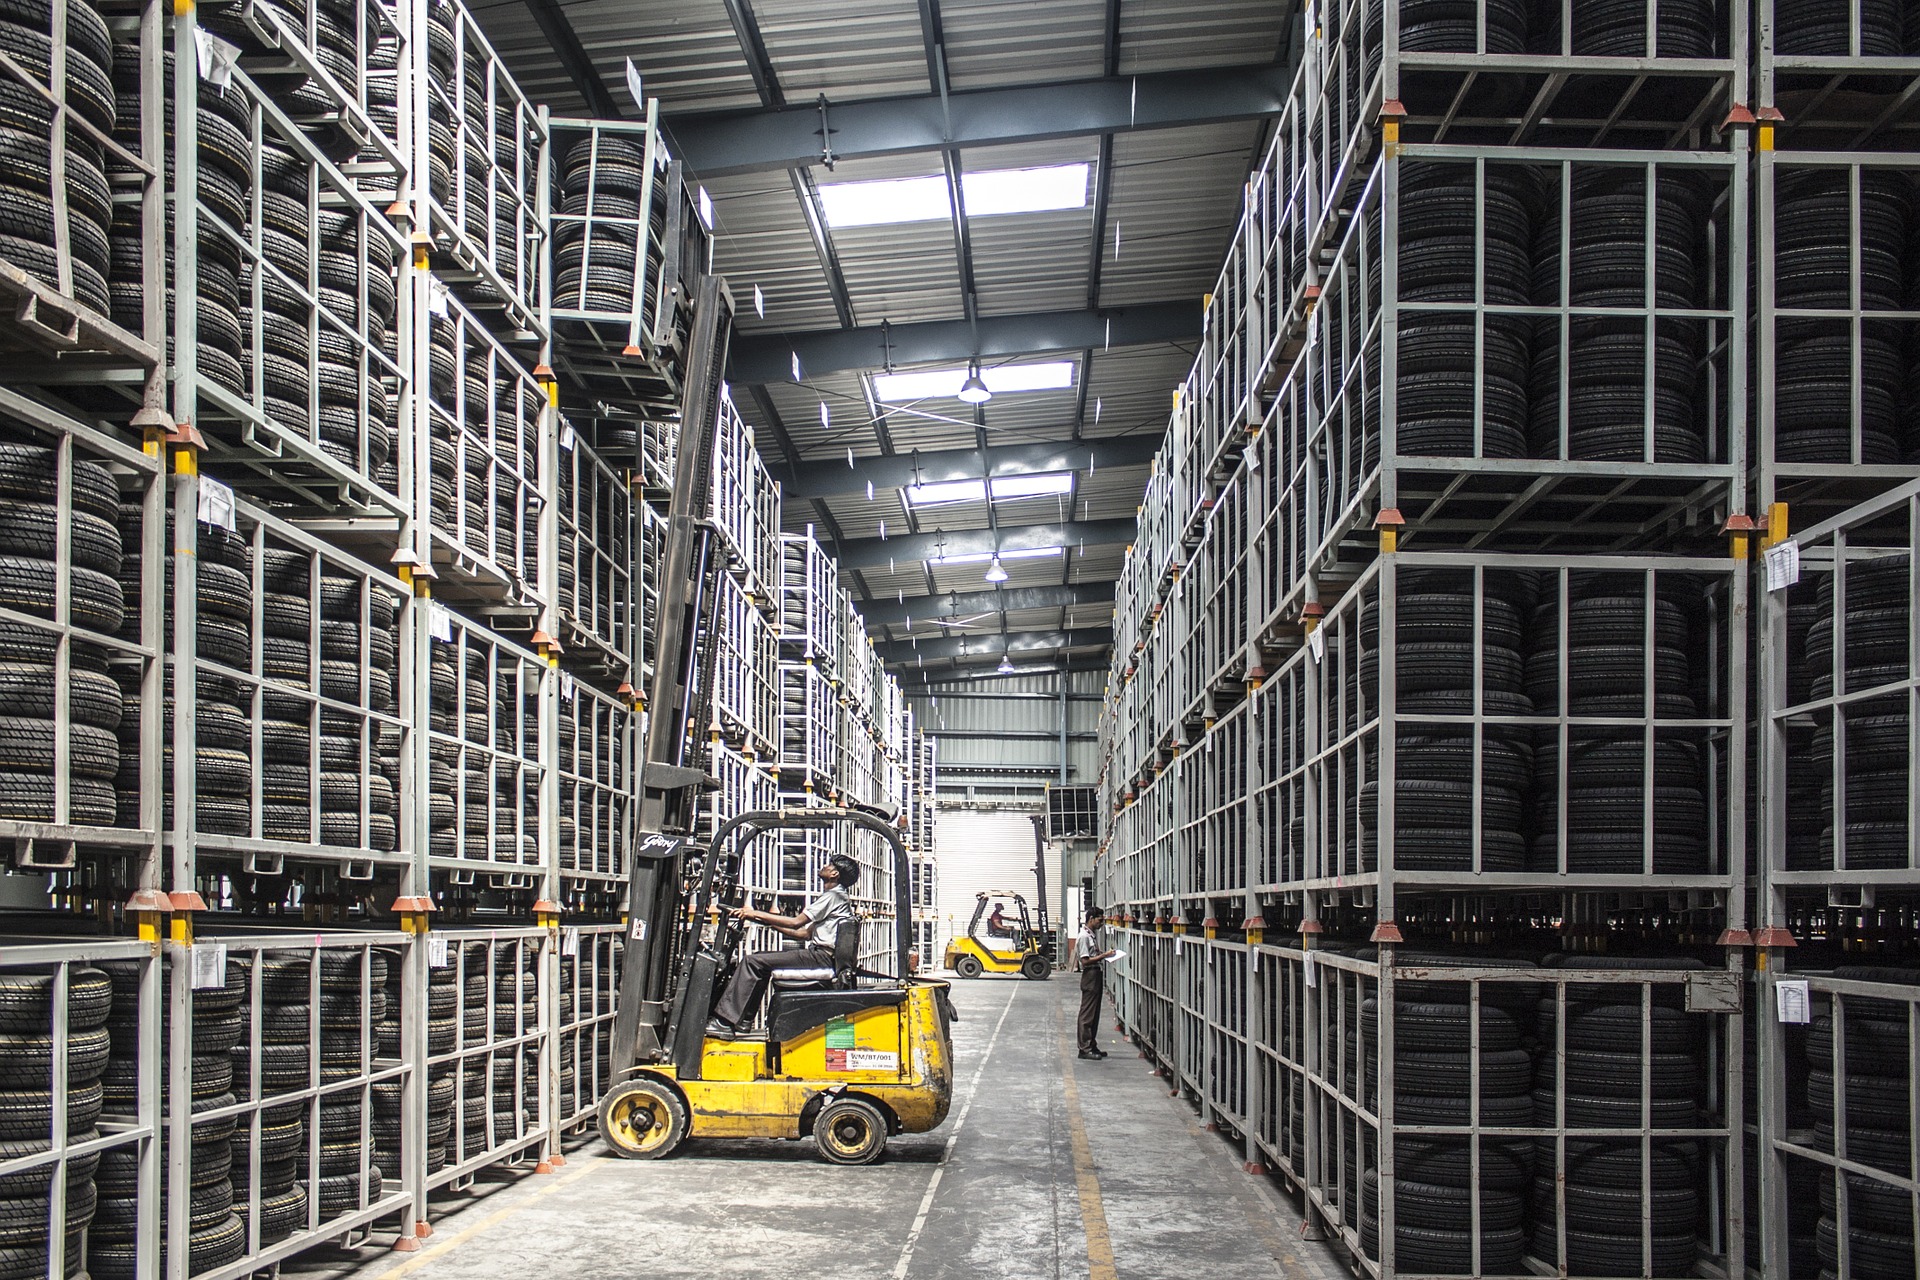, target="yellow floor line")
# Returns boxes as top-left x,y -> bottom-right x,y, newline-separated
377,1159 -> 600,1277
1060,1020 -> 1119,1280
